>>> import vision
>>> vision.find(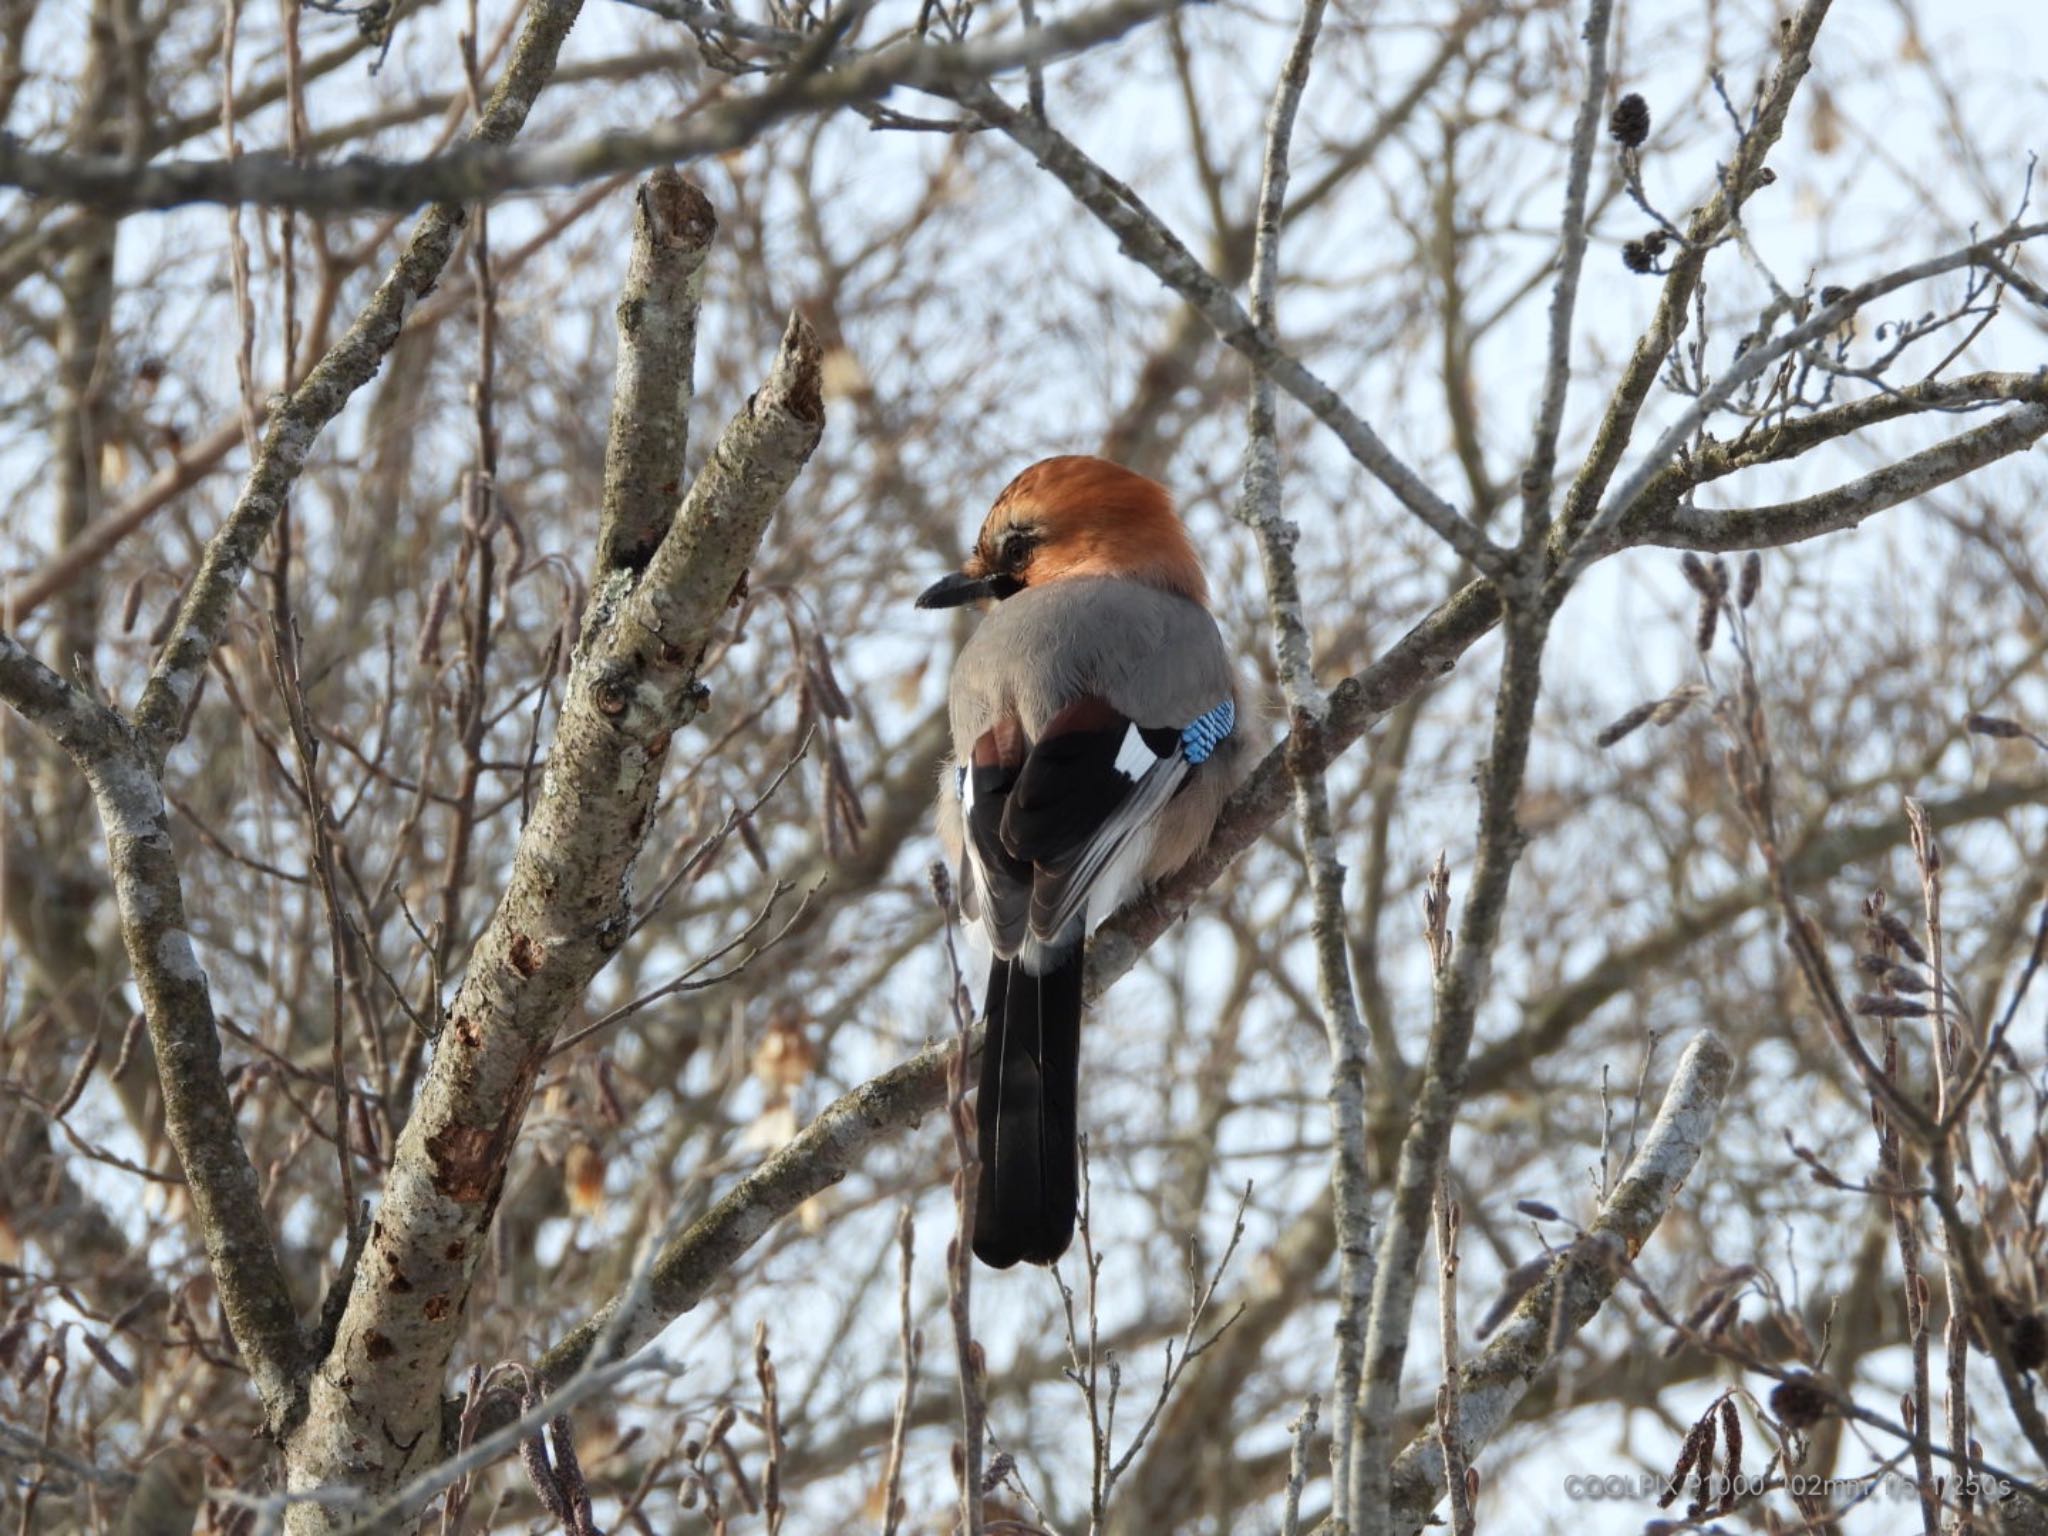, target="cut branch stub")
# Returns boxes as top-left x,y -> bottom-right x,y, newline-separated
596,169 -> 717,577
623,308 -> 825,680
